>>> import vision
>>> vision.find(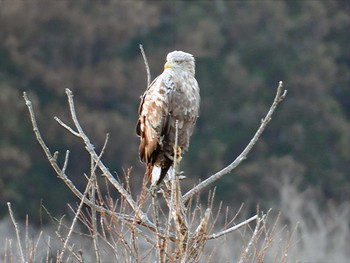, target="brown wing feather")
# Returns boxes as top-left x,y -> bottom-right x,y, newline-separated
136,75 -> 170,165
137,51 -> 200,185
